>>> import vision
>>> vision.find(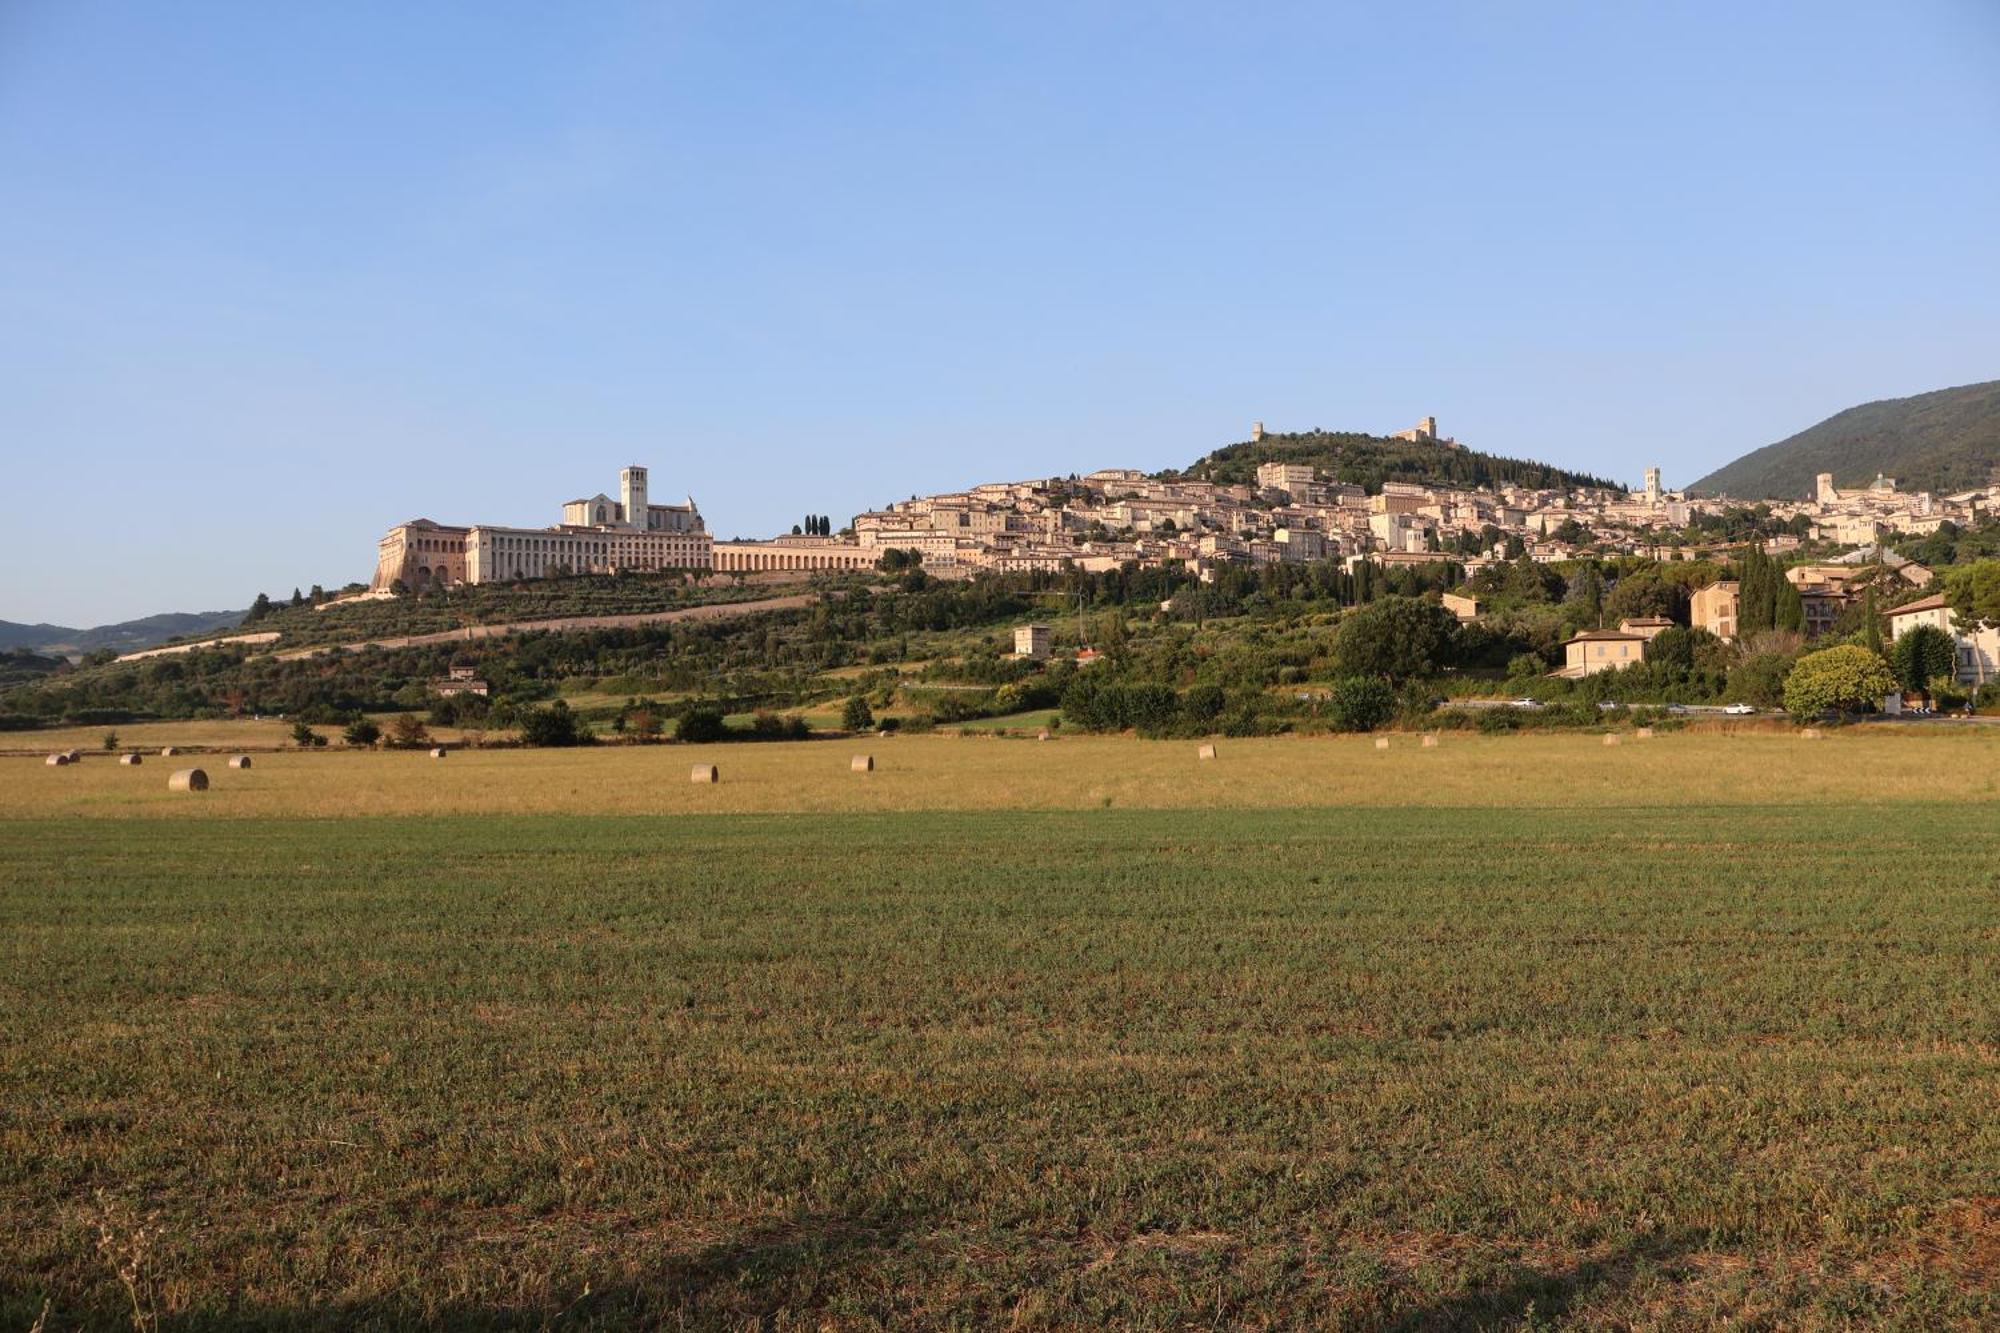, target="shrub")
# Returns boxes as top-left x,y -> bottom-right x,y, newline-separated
519,701 -> 588,747
343,718 -> 381,748
1782,645 -> 1898,719
1181,684 -> 1226,726
842,696 -> 875,731
676,707 -> 727,743
1325,677 -> 1396,732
